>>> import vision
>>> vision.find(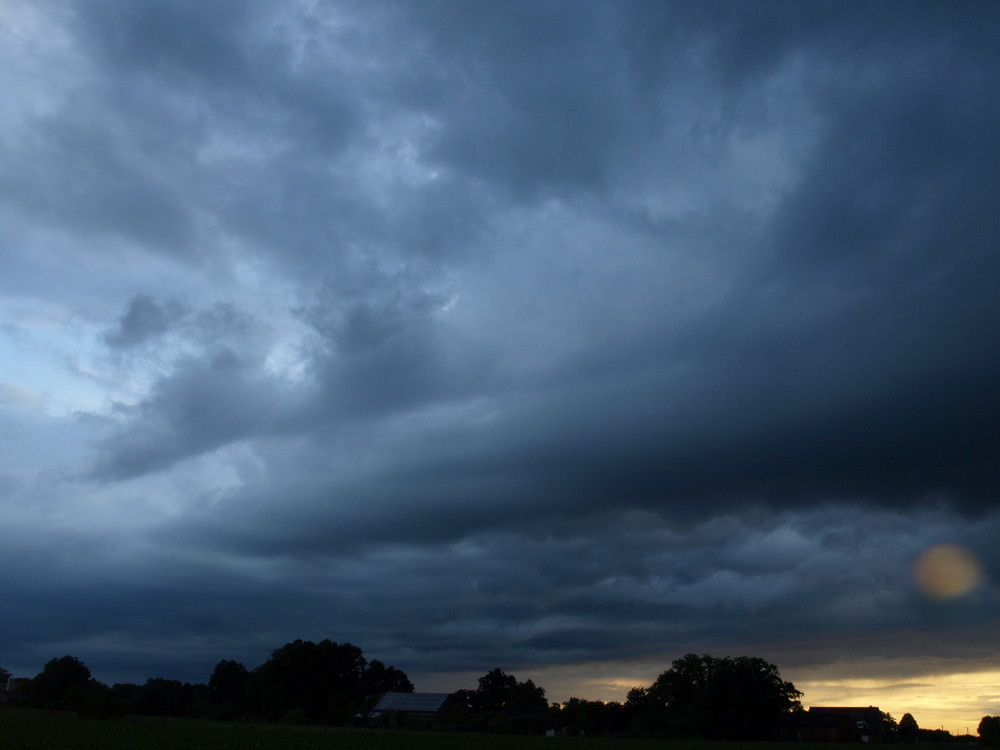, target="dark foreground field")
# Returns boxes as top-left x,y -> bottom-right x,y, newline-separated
0,708 -> 859,750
